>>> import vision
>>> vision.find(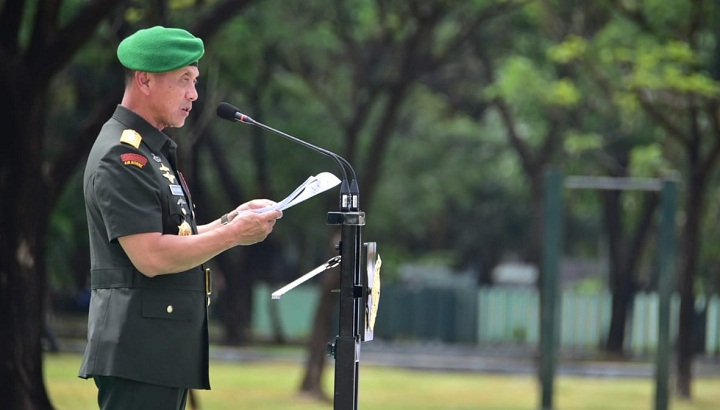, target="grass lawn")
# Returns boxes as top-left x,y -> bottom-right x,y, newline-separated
46,352 -> 720,410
